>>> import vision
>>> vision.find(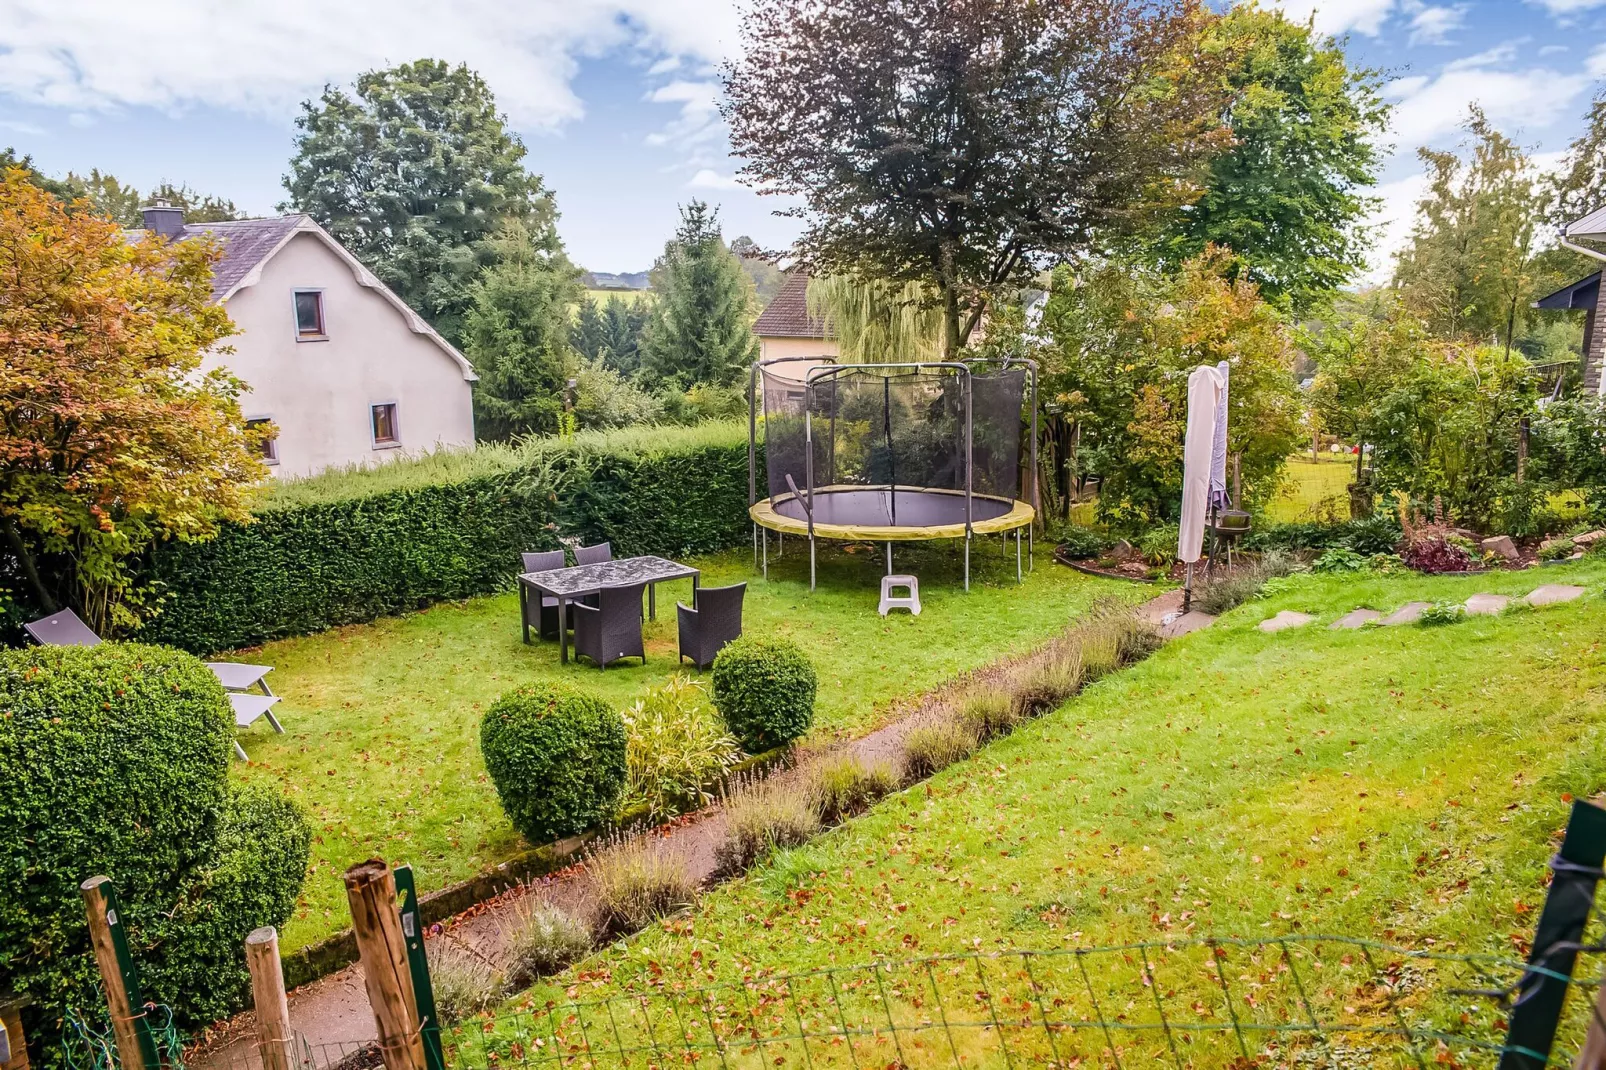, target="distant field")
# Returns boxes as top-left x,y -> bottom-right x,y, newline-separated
583,287 -> 654,306
1267,452 -> 1356,523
